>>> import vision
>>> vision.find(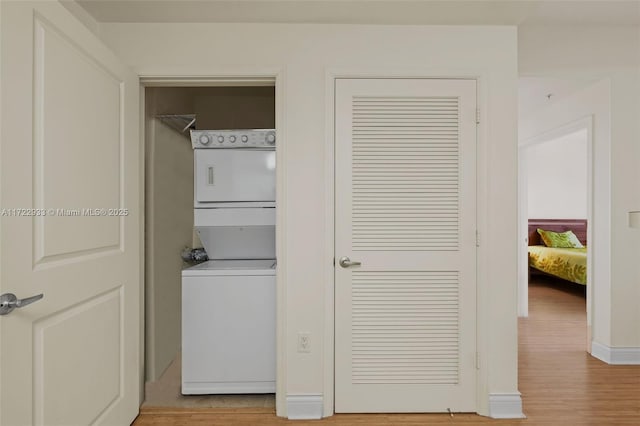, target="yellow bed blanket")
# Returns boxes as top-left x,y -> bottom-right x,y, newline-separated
528,245 -> 587,285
